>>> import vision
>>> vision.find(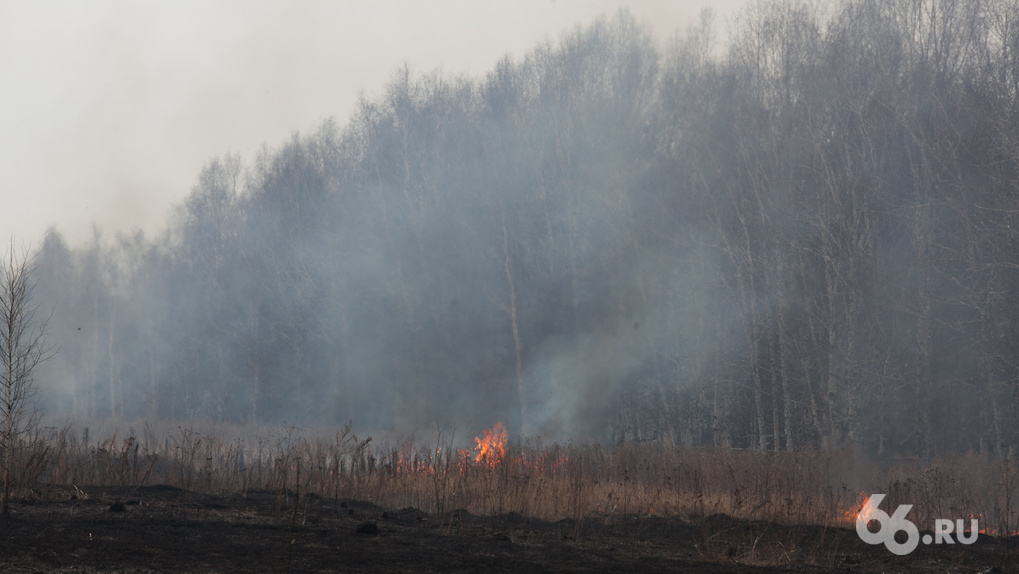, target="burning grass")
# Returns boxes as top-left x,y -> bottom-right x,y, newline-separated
3,418 -> 1018,538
